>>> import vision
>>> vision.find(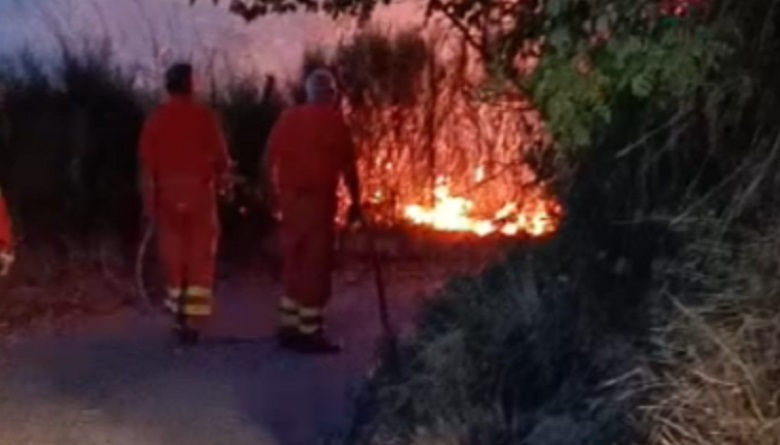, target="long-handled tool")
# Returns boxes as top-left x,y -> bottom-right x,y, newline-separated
342,224 -> 402,445
365,224 -> 401,374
